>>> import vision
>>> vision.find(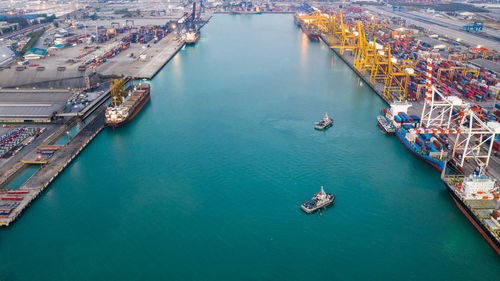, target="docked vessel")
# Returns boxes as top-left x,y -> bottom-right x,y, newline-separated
185,31 -> 200,45
377,115 -> 395,135
381,103 -> 448,172
301,23 -> 321,41
228,10 -> 261,15
443,173 -> 500,255
314,113 -> 333,130
294,13 -> 303,26
301,186 -> 335,213
105,81 -> 151,128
